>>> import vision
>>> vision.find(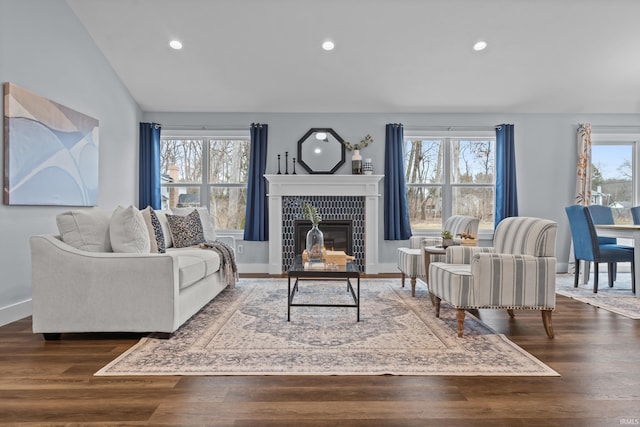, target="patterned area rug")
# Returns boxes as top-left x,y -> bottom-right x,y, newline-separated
96,279 -> 558,376
556,273 -> 640,319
